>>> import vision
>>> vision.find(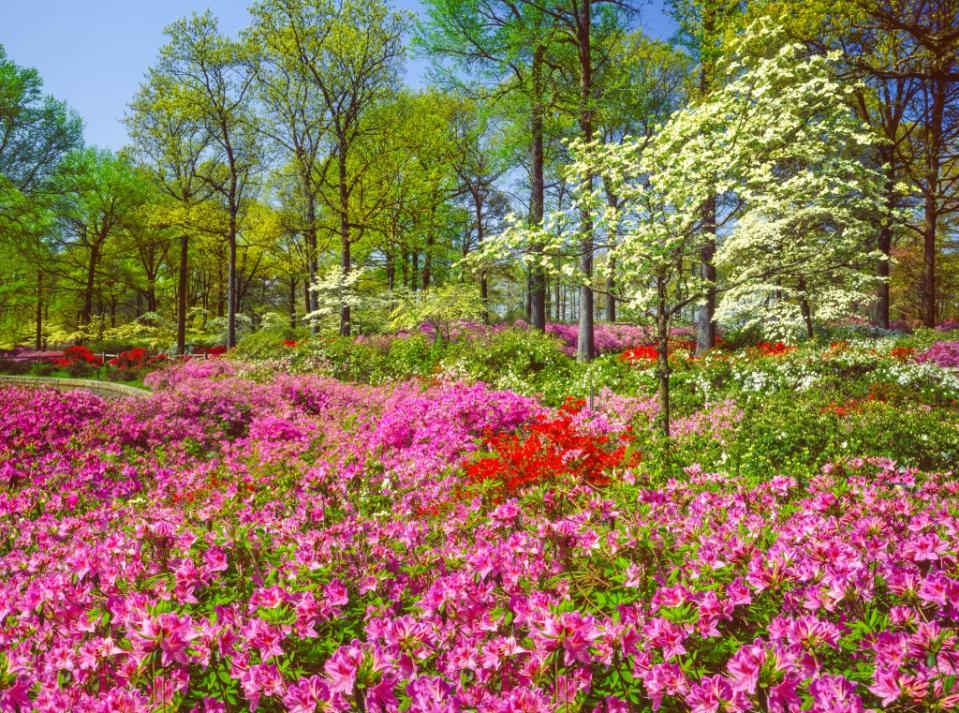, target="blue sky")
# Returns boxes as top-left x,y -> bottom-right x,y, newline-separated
1,0 -> 677,150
